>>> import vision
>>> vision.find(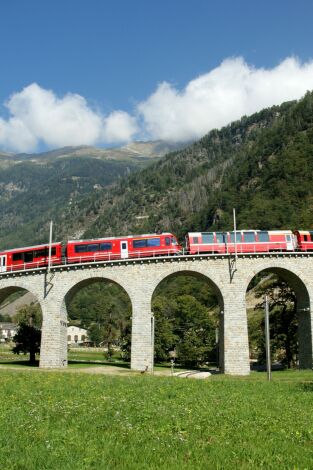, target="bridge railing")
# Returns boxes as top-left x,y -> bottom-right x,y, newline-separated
0,245 -> 308,275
